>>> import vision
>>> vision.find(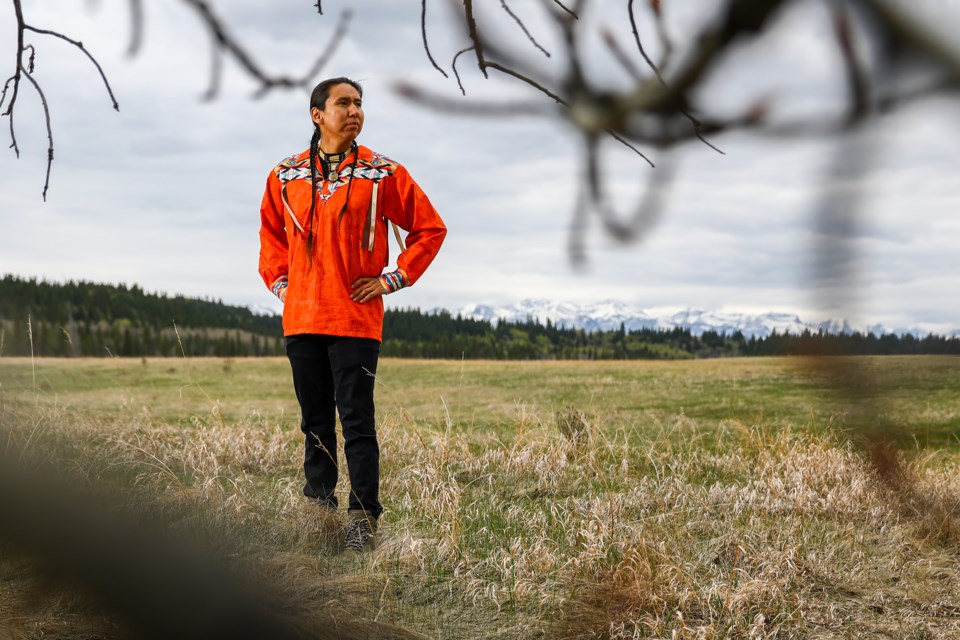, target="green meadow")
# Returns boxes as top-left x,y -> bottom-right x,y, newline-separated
2,356 -> 960,638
